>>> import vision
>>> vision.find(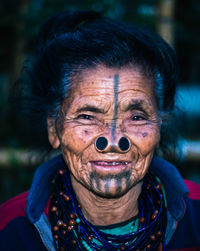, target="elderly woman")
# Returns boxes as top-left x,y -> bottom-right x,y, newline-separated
0,10 -> 200,251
